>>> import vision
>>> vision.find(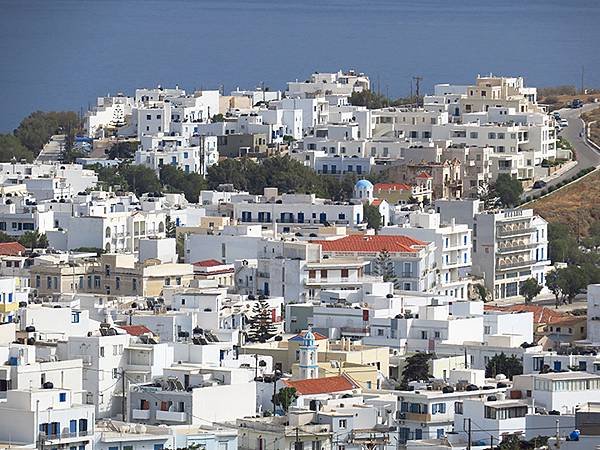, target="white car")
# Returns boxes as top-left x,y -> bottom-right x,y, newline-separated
560,119 -> 569,127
